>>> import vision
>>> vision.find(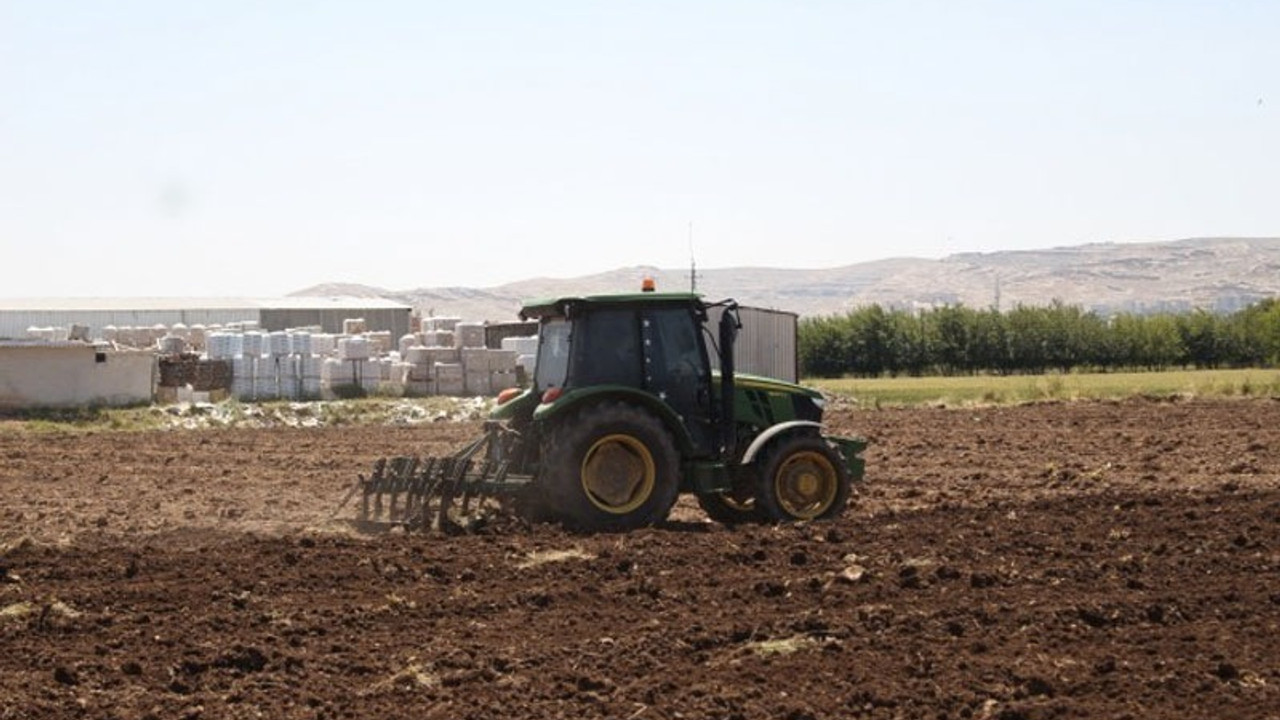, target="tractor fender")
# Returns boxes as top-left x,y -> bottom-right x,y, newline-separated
532,385 -> 698,456
739,420 -> 823,465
